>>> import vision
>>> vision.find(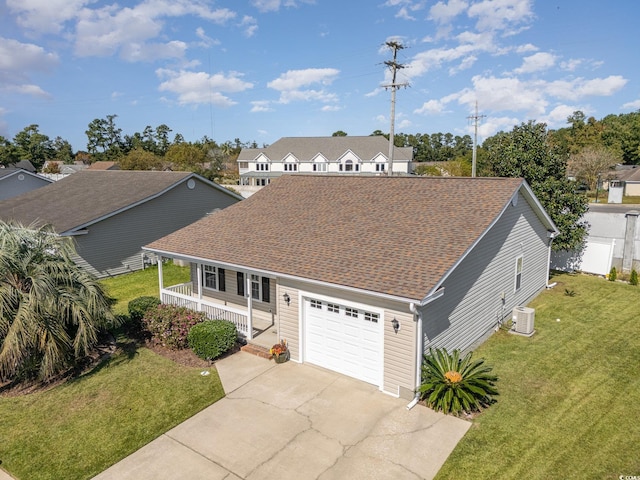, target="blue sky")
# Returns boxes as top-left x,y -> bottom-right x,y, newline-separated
1,0 -> 638,152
